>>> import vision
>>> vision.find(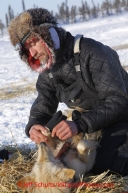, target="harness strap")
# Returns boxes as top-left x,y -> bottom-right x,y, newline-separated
55,141 -> 71,160
73,34 -> 83,79
48,34 -> 83,80
74,34 -> 83,54
48,72 -> 53,79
